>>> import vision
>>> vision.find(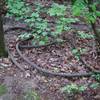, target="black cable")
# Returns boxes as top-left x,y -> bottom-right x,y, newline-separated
16,41 -> 100,77
5,27 -> 100,77
7,48 -> 25,72
16,42 -> 93,77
